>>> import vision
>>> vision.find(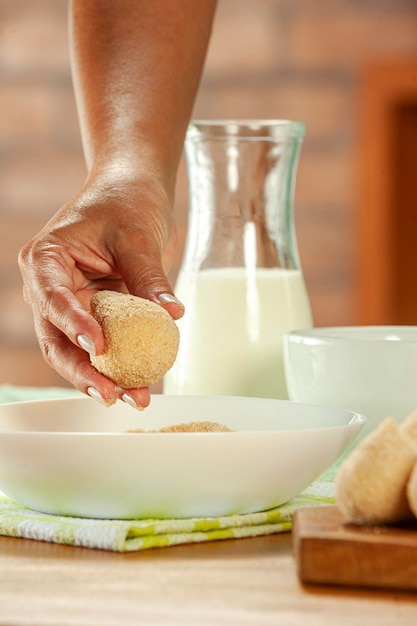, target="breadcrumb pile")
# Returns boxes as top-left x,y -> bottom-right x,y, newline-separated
127,421 -> 233,433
